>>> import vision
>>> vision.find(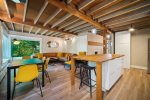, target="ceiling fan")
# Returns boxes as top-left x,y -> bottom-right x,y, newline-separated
12,0 -> 26,3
